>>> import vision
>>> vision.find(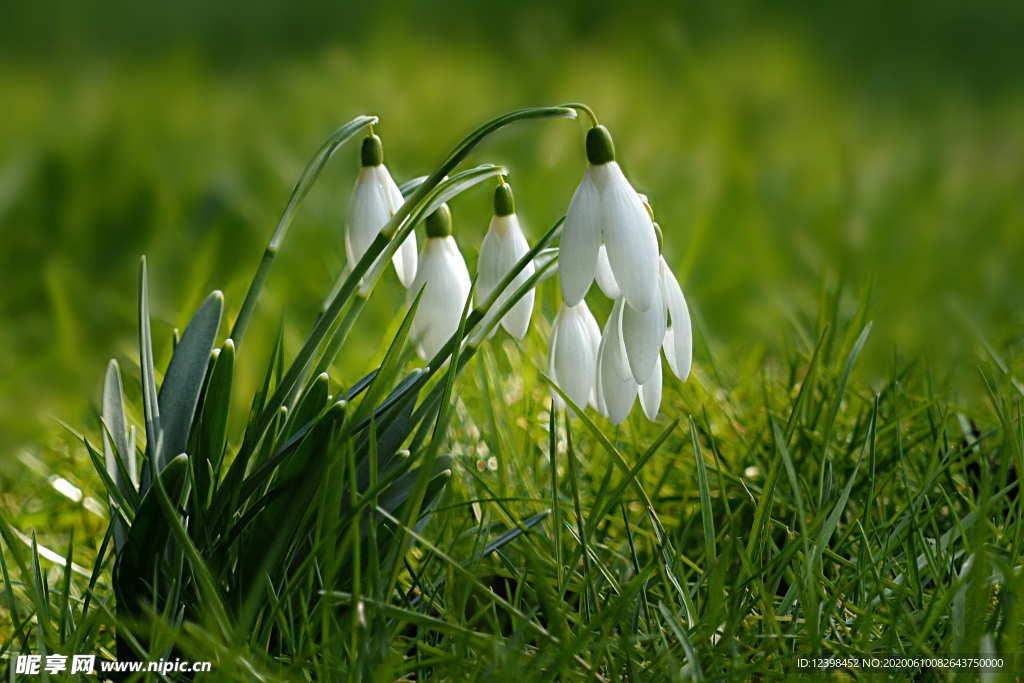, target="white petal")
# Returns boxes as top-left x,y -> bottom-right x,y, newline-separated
502,288 -> 535,340
380,168 -> 417,287
662,327 -> 677,376
593,162 -> 659,311
597,299 -> 637,425
621,279 -> 667,384
549,302 -> 599,410
592,384 -> 607,416
594,245 -> 621,299
639,357 -> 663,421
548,316 -> 564,410
346,166 -> 391,267
580,304 -> 604,411
393,231 -> 418,288
660,257 -> 692,381
558,169 -> 601,306
410,237 -> 471,360
383,168 -> 406,210
478,214 -> 535,340
576,299 -> 599,346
